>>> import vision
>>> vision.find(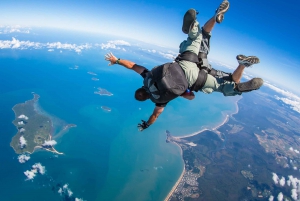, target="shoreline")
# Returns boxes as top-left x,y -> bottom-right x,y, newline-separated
164,141 -> 186,201
178,96 -> 242,139
164,96 -> 242,200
